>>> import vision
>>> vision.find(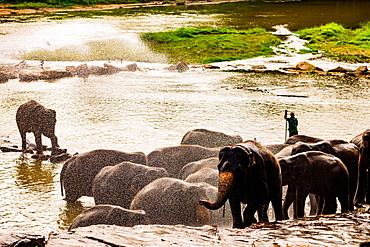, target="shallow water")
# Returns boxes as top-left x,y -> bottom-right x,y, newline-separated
0,1 -> 370,244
